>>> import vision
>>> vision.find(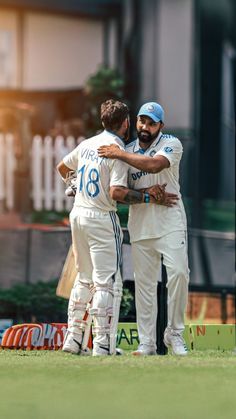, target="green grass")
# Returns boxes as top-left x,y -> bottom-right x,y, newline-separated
0,350 -> 236,419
